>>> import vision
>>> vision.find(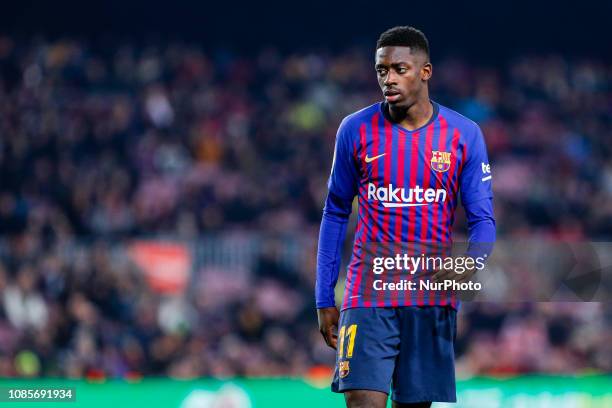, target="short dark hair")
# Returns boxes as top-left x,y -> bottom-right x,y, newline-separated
376,26 -> 430,58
